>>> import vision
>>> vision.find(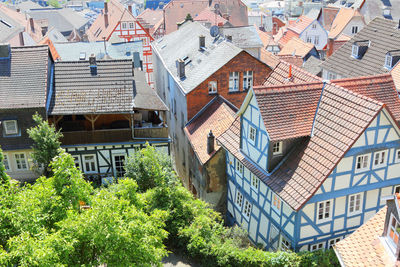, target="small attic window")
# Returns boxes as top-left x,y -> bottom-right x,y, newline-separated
79,52 -> 86,60
385,50 -> 400,69
351,40 -> 370,59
